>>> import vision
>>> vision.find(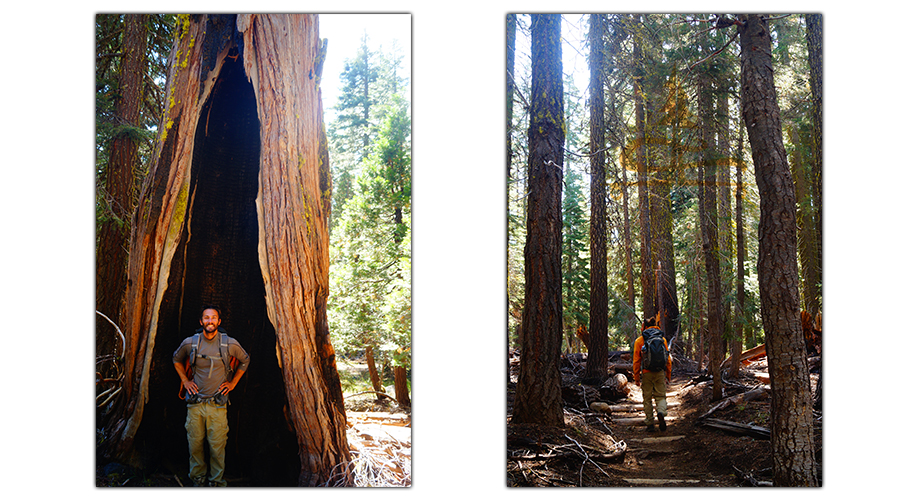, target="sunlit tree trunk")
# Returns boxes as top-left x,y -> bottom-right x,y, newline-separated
739,14 -> 817,487
512,14 -> 564,427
